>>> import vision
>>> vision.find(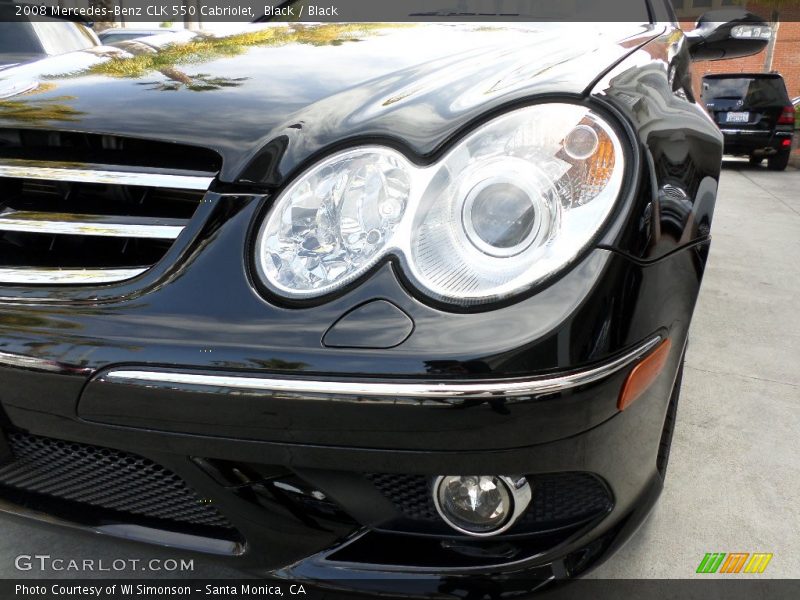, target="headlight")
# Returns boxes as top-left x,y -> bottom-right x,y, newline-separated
255,103 -> 624,306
